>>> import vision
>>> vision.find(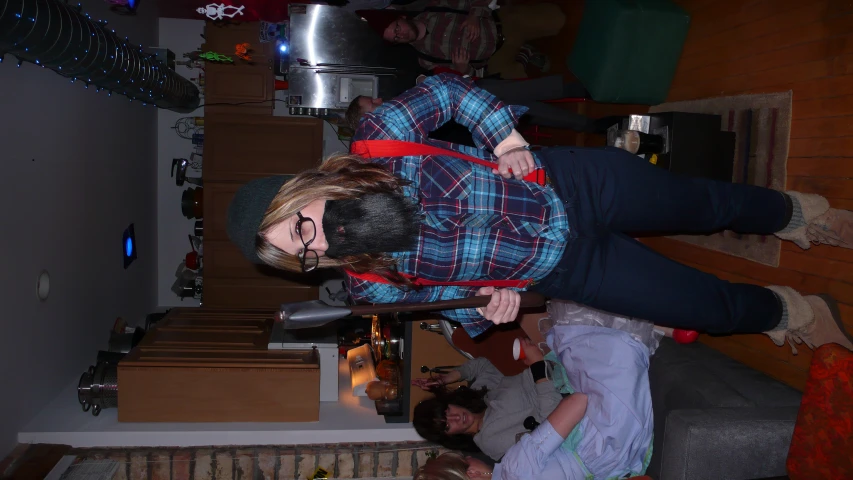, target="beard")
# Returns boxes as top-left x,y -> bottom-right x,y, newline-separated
322,193 -> 421,258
